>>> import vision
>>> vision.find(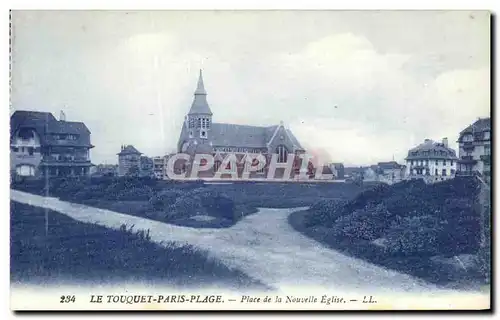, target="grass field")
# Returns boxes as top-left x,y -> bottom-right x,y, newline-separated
10,201 -> 267,290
